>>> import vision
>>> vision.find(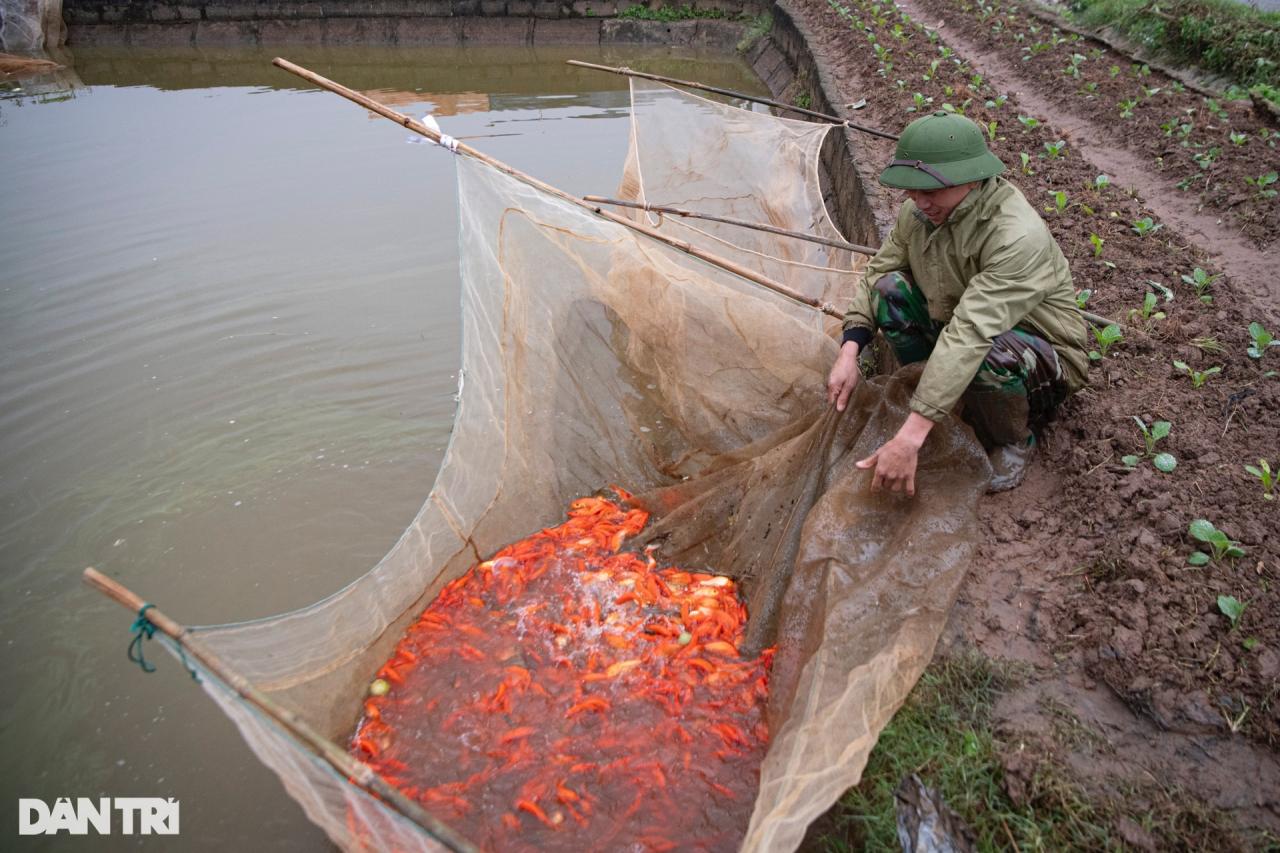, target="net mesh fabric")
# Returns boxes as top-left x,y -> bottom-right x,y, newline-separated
182,82 -> 988,852
620,81 -> 855,307
0,0 -> 64,51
